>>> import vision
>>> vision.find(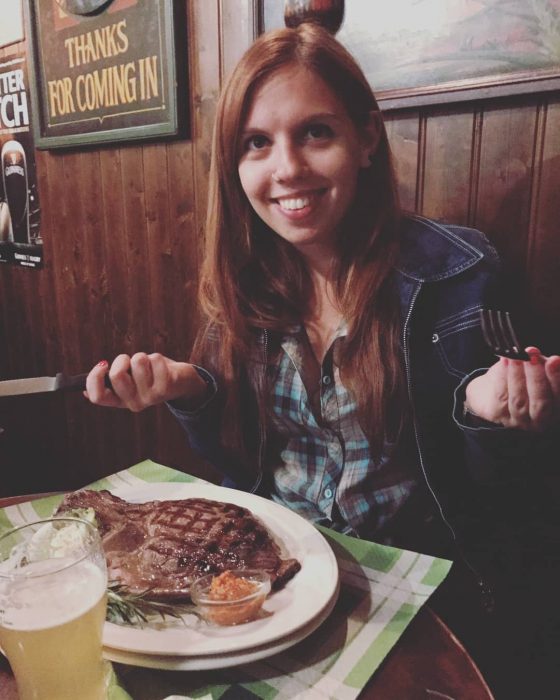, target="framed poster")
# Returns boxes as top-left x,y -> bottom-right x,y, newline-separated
260,0 -> 560,110
26,0 -> 183,148
0,54 -> 43,269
